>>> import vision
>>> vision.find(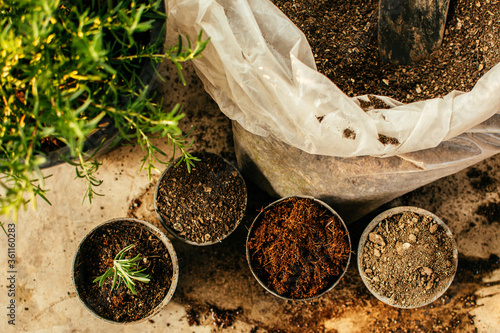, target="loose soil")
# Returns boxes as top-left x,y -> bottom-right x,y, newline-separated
73,220 -> 174,322
467,166 -> 498,192
476,201 -> 500,224
271,0 -> 500,104
209,304 -> 243,329
155,152 -> 247,244
247,197 -> 350,299
360,210 -> 458,307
